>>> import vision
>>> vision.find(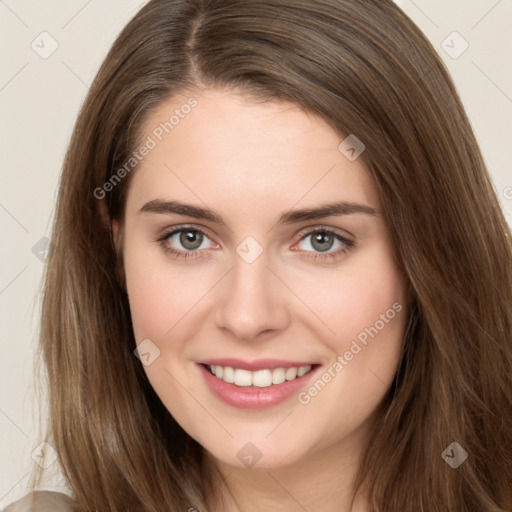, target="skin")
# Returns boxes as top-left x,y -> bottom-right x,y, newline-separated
113,88 -> 408,512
